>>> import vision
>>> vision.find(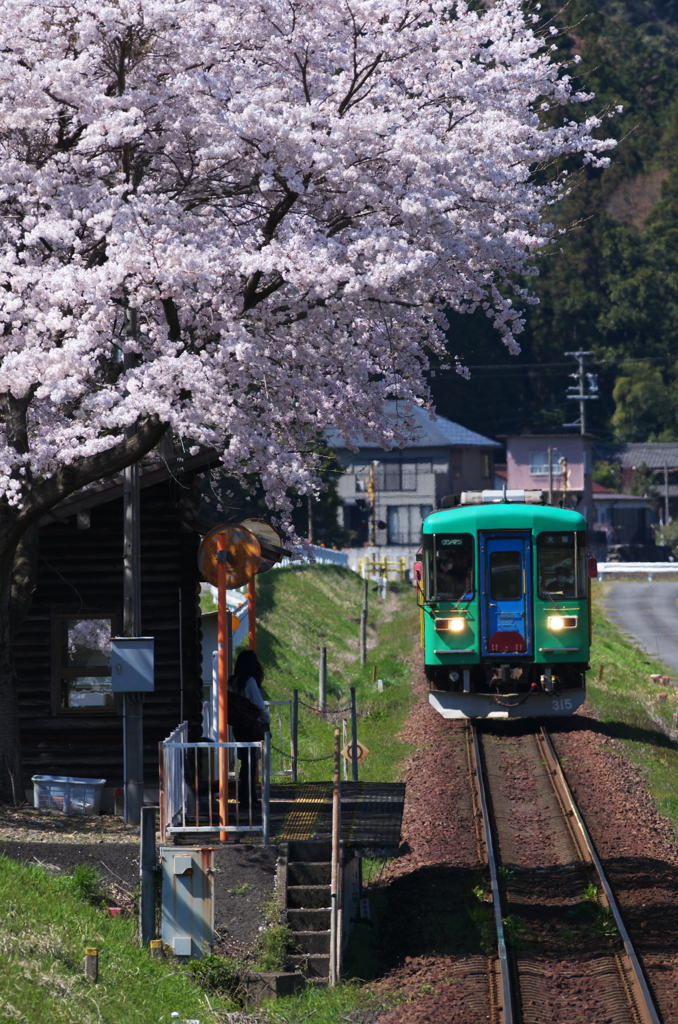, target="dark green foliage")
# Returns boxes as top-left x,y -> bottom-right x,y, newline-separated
433,1 -> 678,442
66,864 -> 107,908
253,924 -> 293,972
189,953 -> 243,995
593,460 -> 622,490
